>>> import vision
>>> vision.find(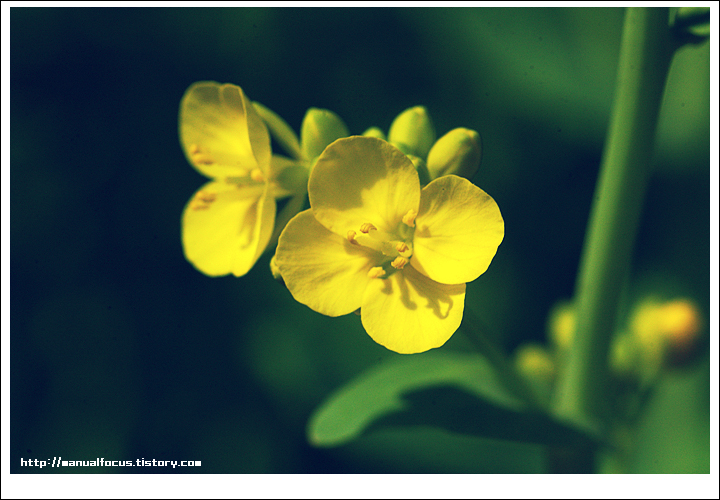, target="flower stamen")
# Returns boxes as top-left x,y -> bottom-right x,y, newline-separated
391,257 -> 408,270
190,190 -> 216,210
367,266 -> 386,279
351,219 -> 414,265
402,209 -> 417,228
189,144 -> 214,166
250,168 -> 265,183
